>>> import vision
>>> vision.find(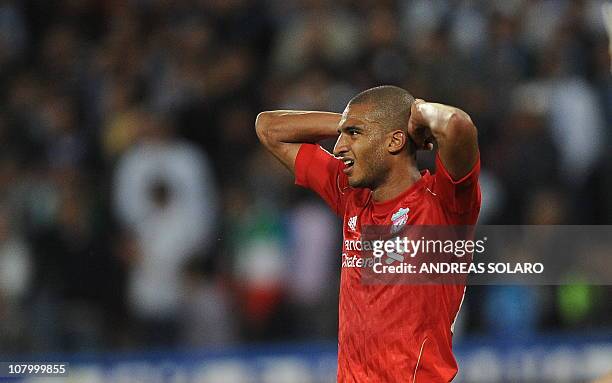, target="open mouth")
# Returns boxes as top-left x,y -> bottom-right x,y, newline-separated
342,158 -> 355,173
